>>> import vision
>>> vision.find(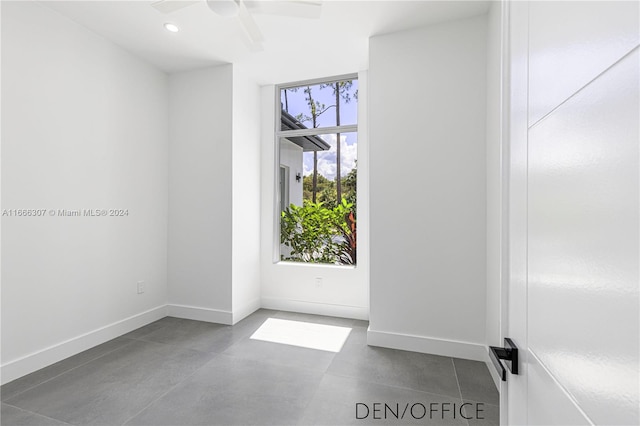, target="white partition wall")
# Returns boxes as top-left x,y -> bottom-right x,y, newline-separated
368,14 -> 488,361
231,68 -> 262,323
168,65 -> 234,324
168,64 -> 261,325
